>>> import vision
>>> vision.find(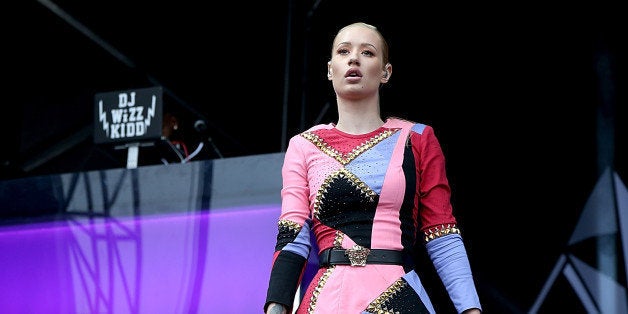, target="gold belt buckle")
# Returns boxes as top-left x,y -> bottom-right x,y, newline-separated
345,245 -> 370,267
